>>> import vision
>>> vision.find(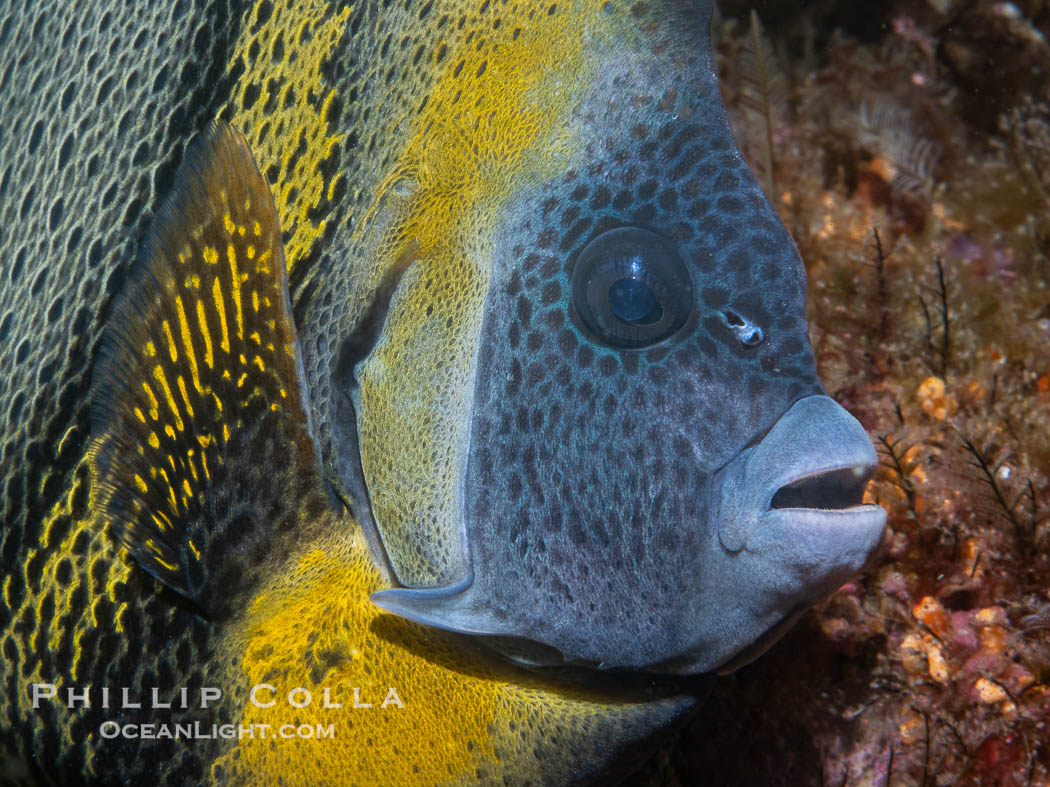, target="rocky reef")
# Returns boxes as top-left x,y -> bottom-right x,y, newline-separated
633,1 -> 1050,783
